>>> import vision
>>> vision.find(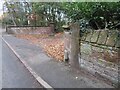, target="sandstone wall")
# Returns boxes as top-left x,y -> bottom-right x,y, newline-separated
64,29 -> 120,86
6,26 -> 53,35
